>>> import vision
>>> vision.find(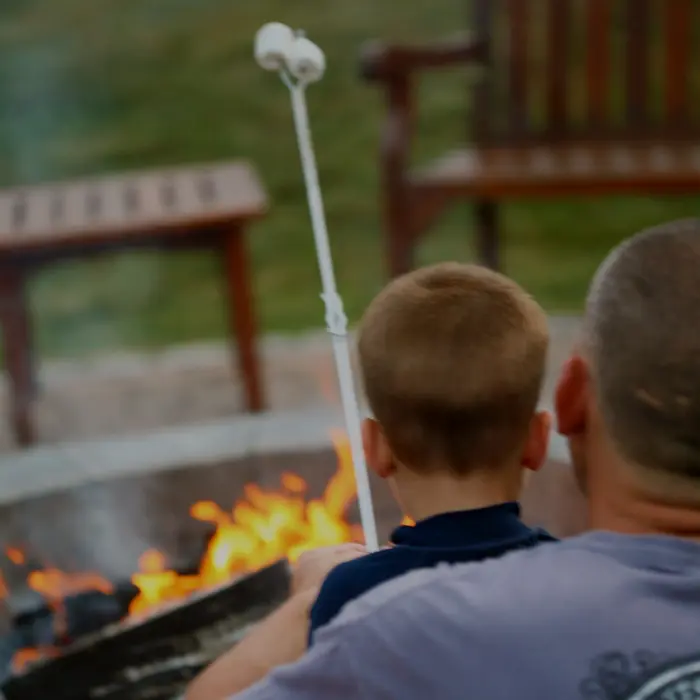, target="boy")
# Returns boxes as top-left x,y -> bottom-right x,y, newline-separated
185,262 -> 556,699
309,262 -> 556,640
